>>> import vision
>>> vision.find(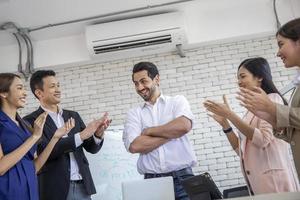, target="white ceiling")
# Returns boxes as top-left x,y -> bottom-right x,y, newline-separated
1,0 -> 299,73
0,0 -> 196,45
